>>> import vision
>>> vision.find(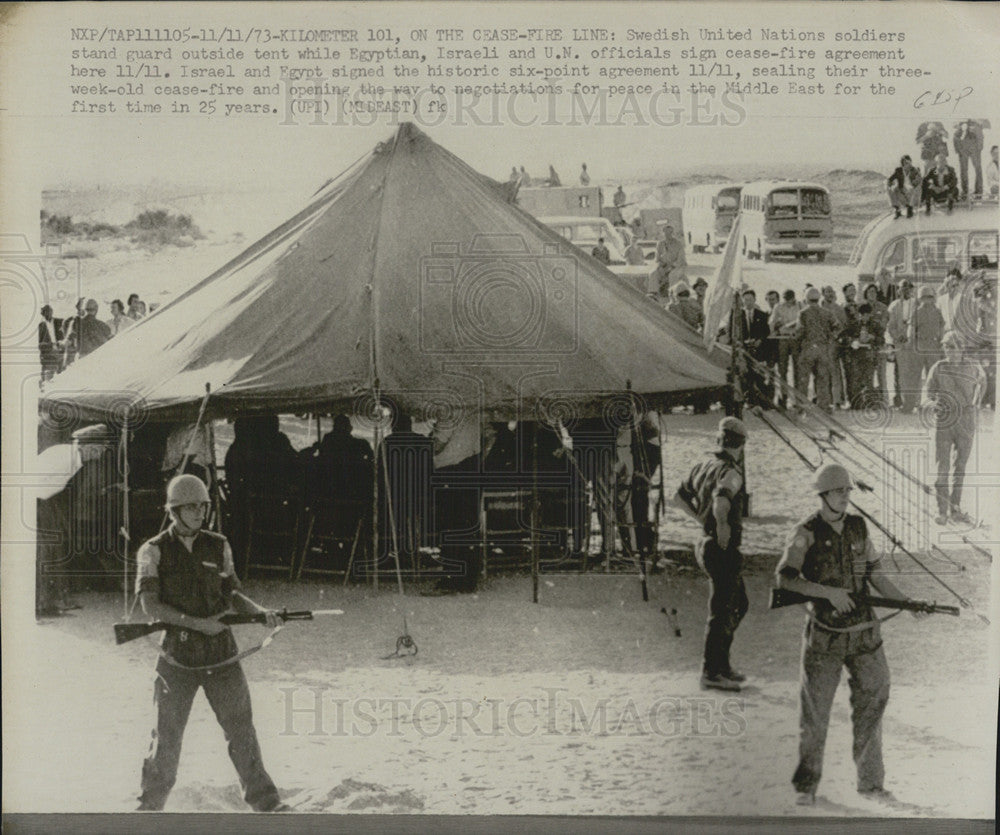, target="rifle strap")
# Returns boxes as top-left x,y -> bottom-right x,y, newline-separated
809,610 -> 900,634
156,624 -> 285,673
